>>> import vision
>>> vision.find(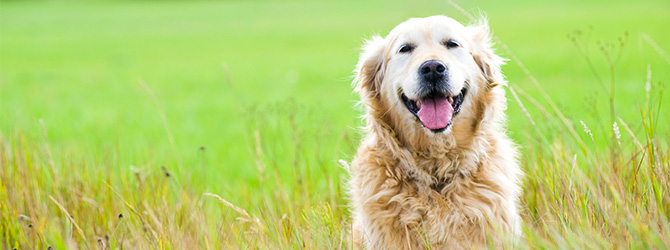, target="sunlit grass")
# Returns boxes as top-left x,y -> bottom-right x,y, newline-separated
2,68 -> 668,248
